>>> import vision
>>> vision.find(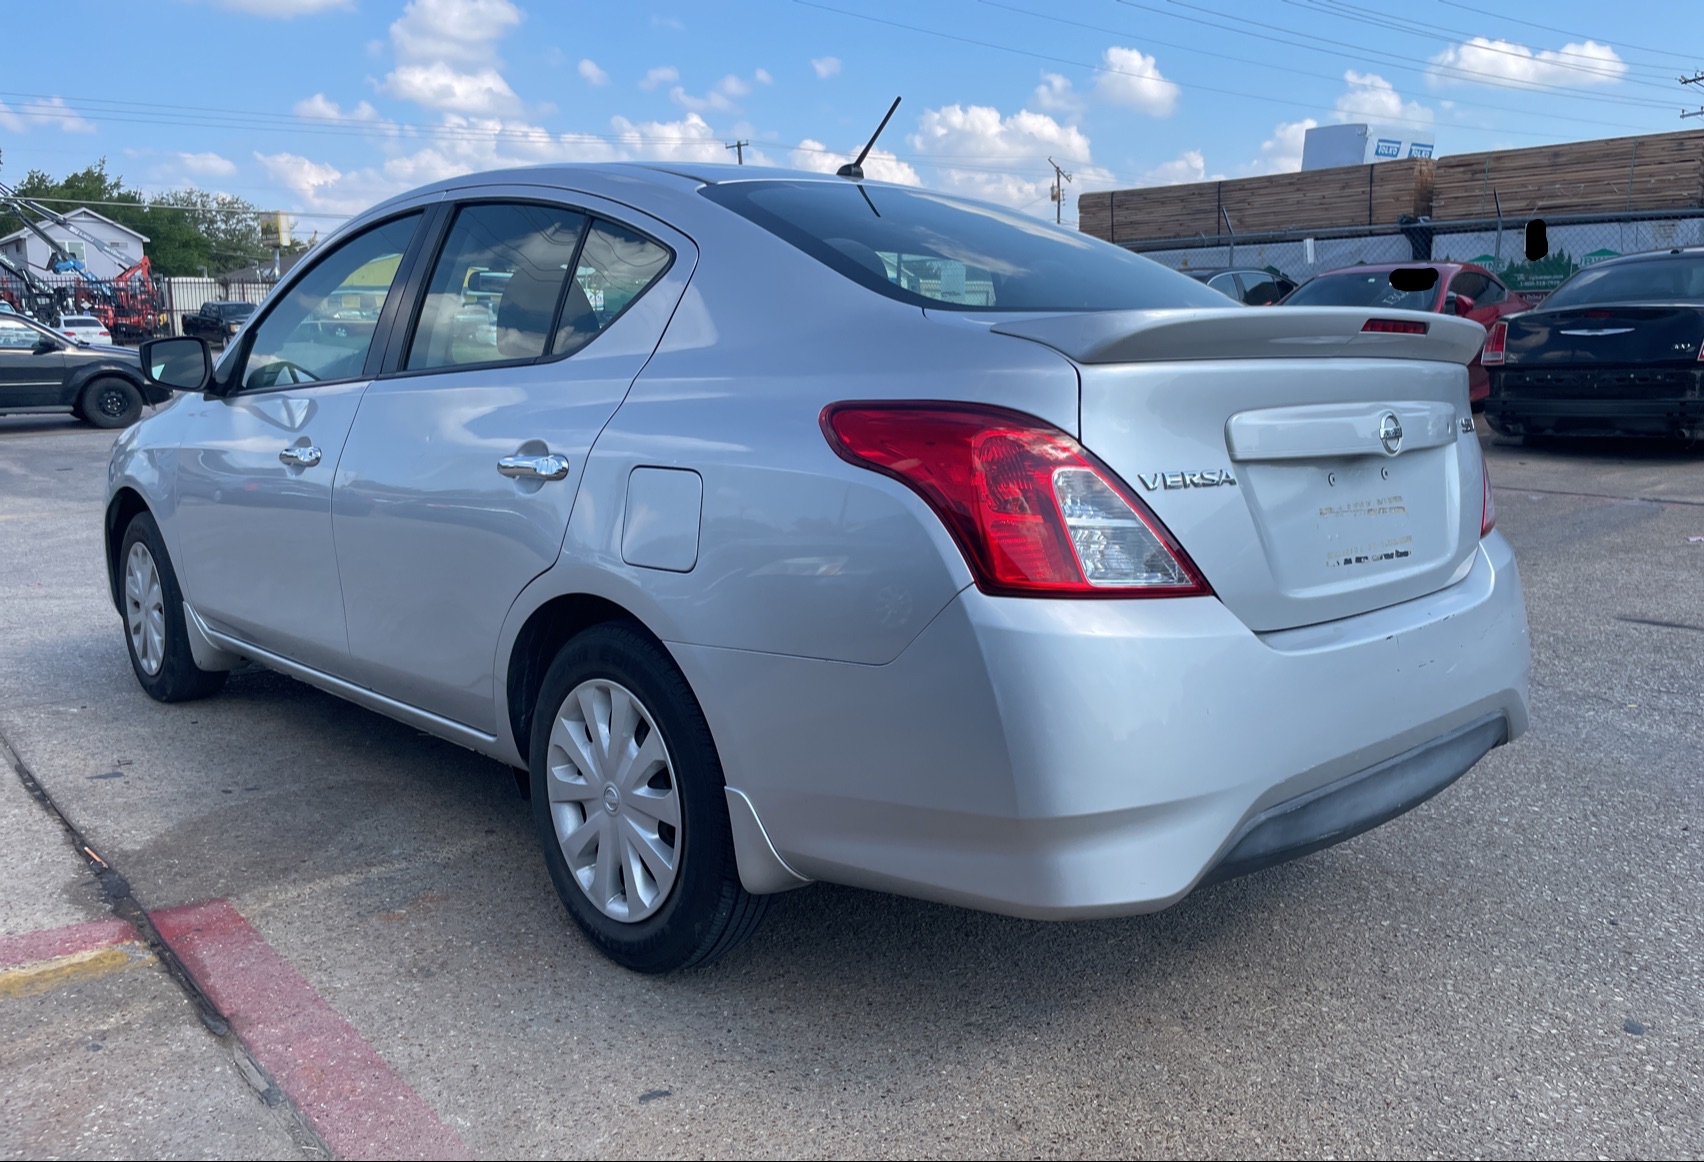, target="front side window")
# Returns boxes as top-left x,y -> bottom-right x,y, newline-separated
239,213 -> 421,391
407,202 -> 589,371
1449,271 -> 1489,301
701,179 -> 1227,312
